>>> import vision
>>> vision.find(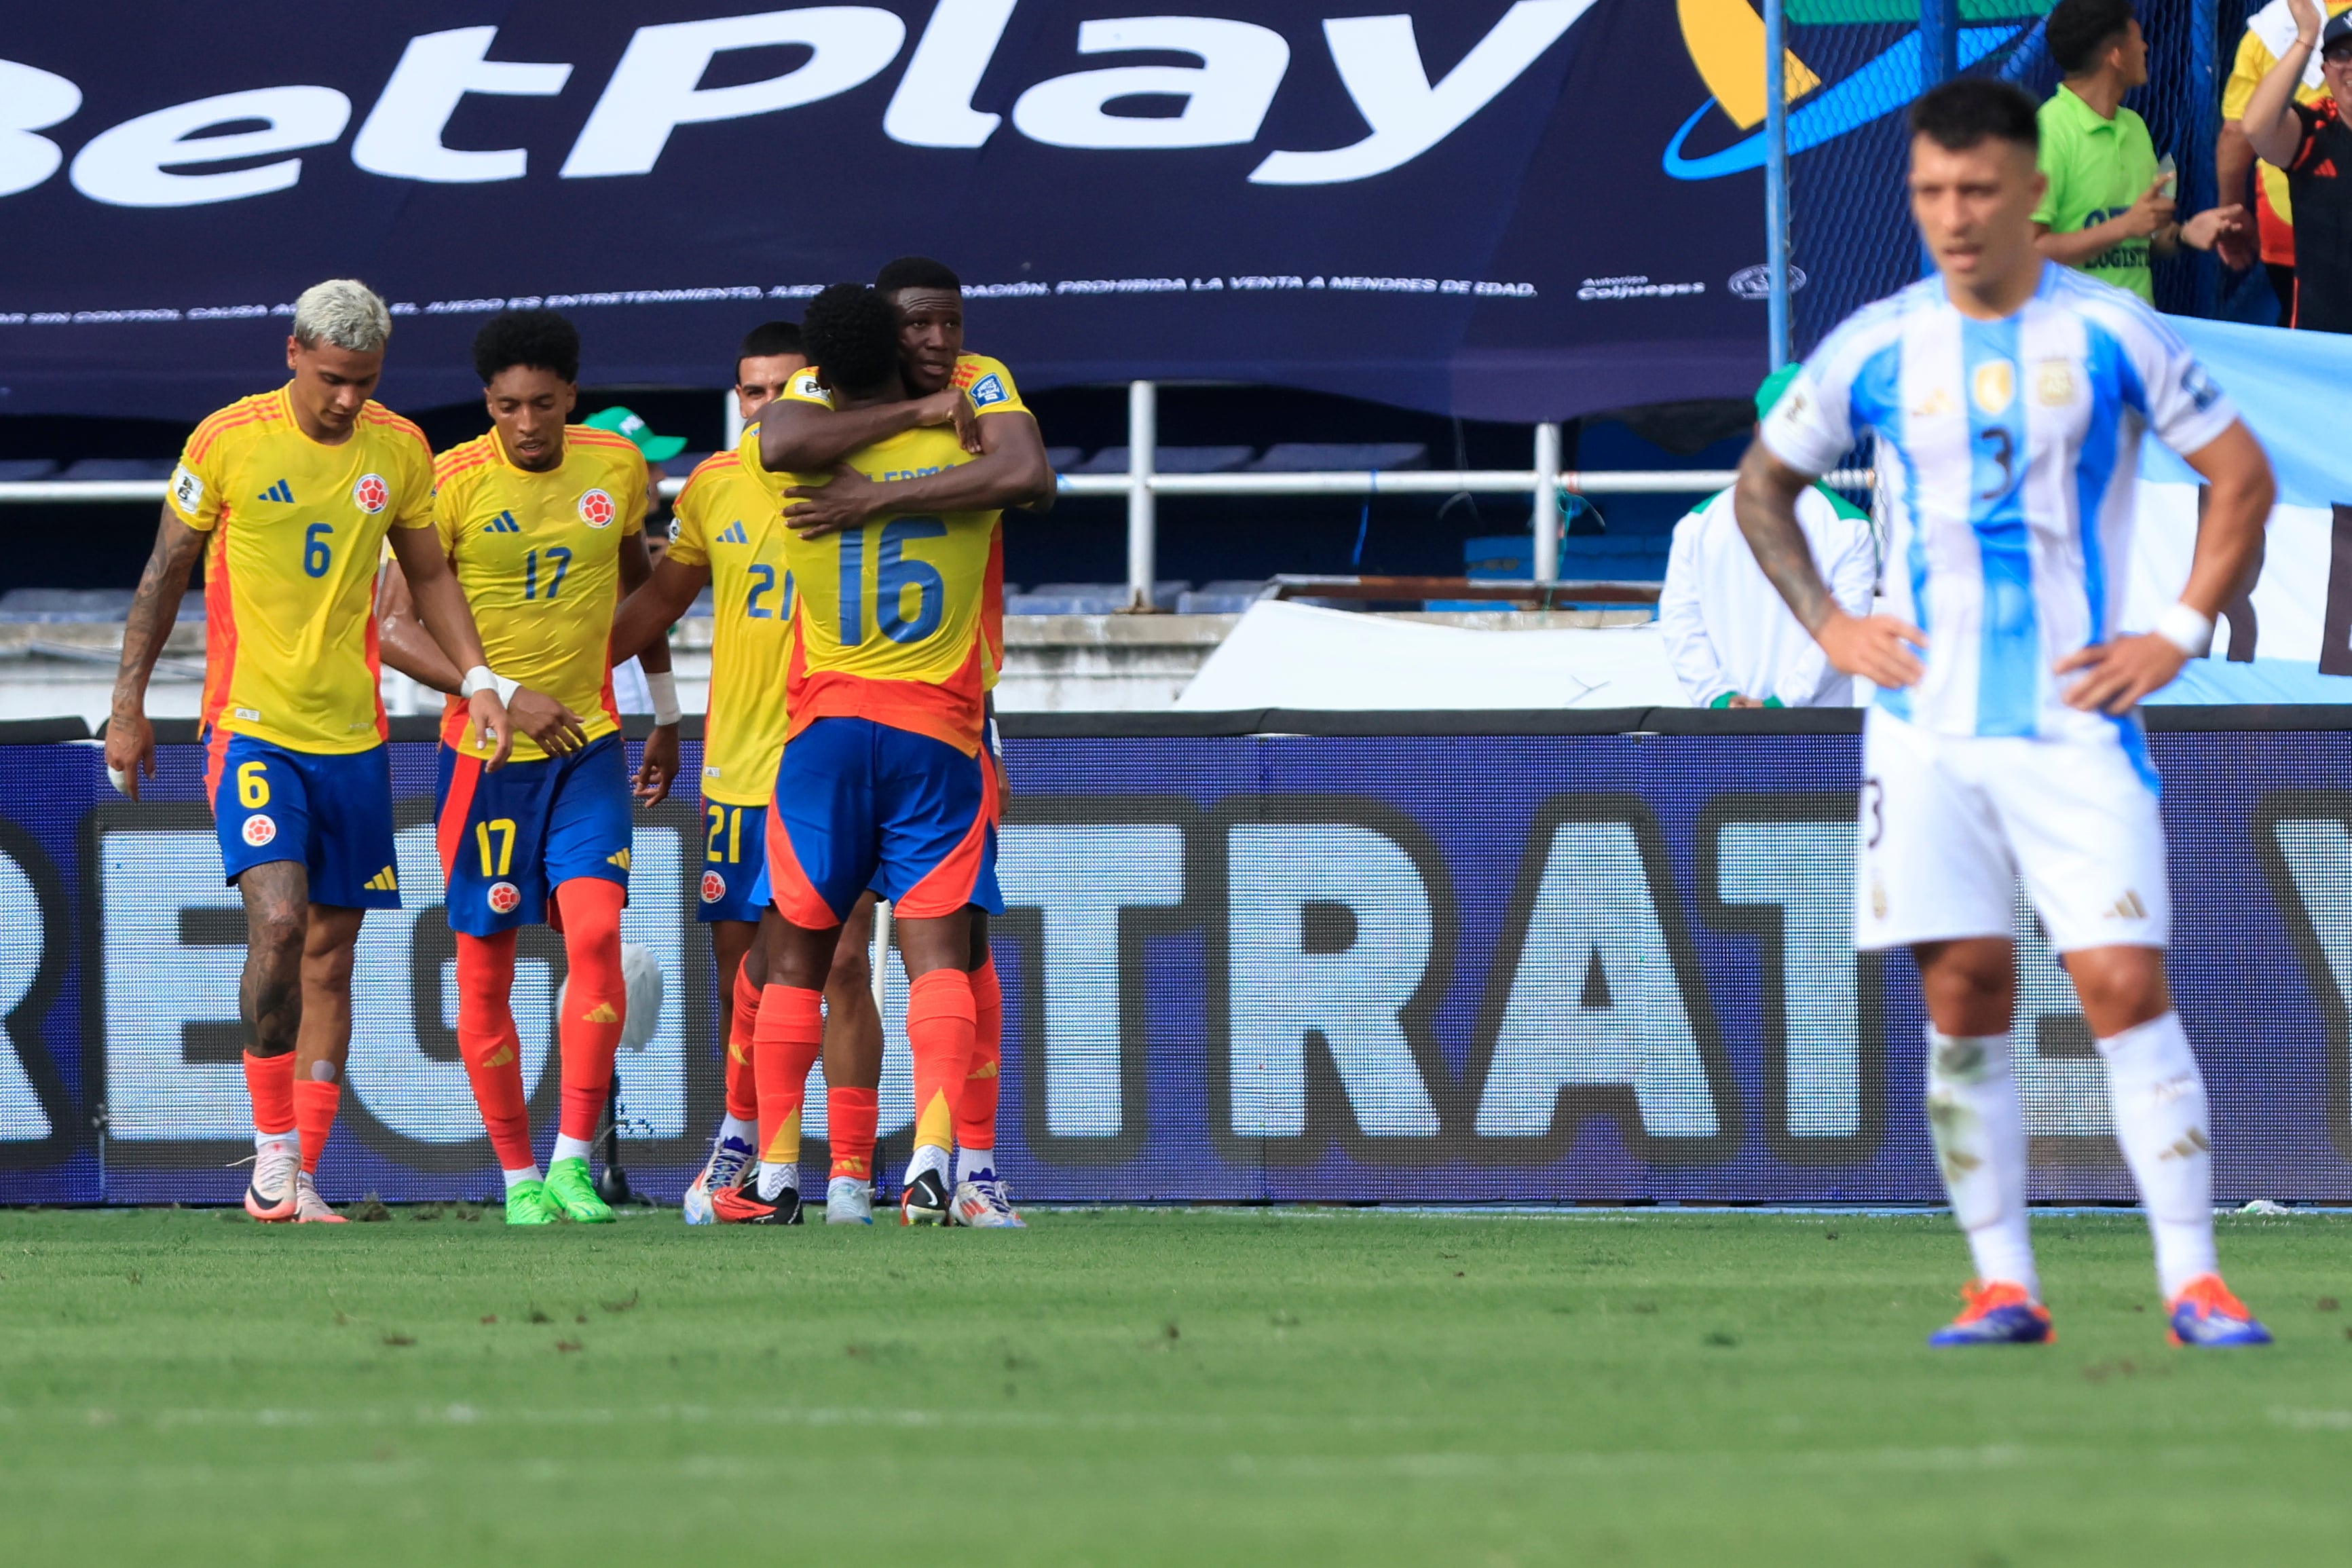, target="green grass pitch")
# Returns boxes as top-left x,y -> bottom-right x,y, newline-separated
3,1207 -> 2349,1565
